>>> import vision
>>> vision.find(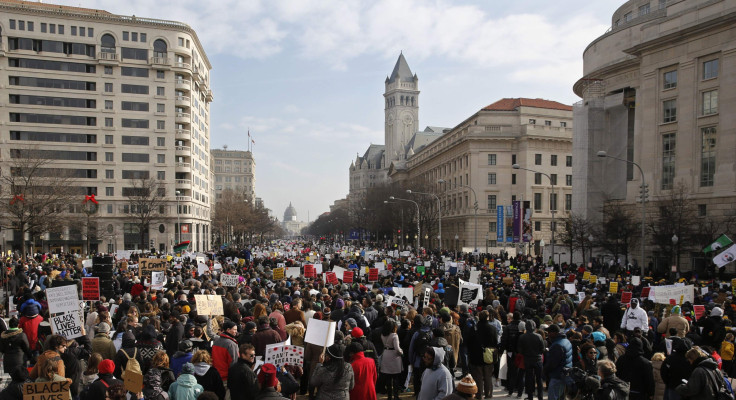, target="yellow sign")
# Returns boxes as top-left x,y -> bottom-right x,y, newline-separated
549,272 -> 557,281
520,273 -> 530,282
589,275 -> 597,284
609,282 -> 618,294
273,267 -> 284,280
583,271 -> 590,280
489,262 -> 495,269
